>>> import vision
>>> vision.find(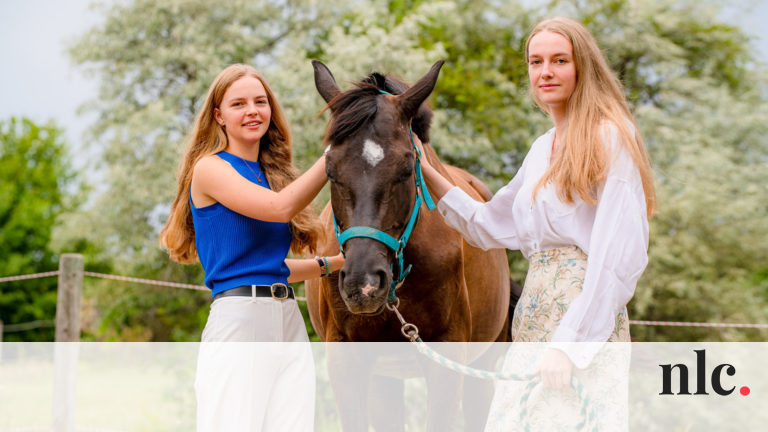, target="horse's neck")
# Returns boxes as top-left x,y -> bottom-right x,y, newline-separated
423,143 -> 457,185
410,143 -> 462,251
